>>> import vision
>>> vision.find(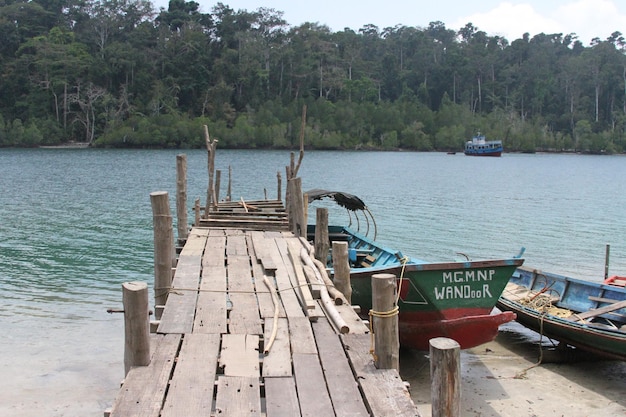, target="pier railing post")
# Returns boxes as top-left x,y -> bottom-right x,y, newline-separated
332,241 -> 352,304
122,281 -> 151,376
314,207 -> 329,263
429,337 -> 461,417
371,273 -> 399,370
287,177 -> 305,237
150,191 -> 173,319
176,154 -> 188,243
